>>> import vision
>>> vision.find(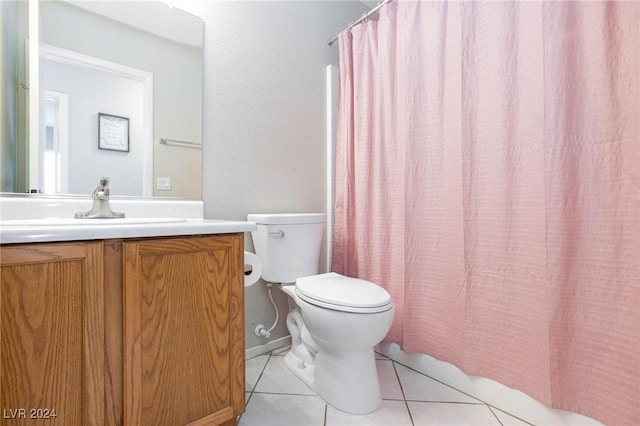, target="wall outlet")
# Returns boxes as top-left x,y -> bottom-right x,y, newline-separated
156,177 -> 171,191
